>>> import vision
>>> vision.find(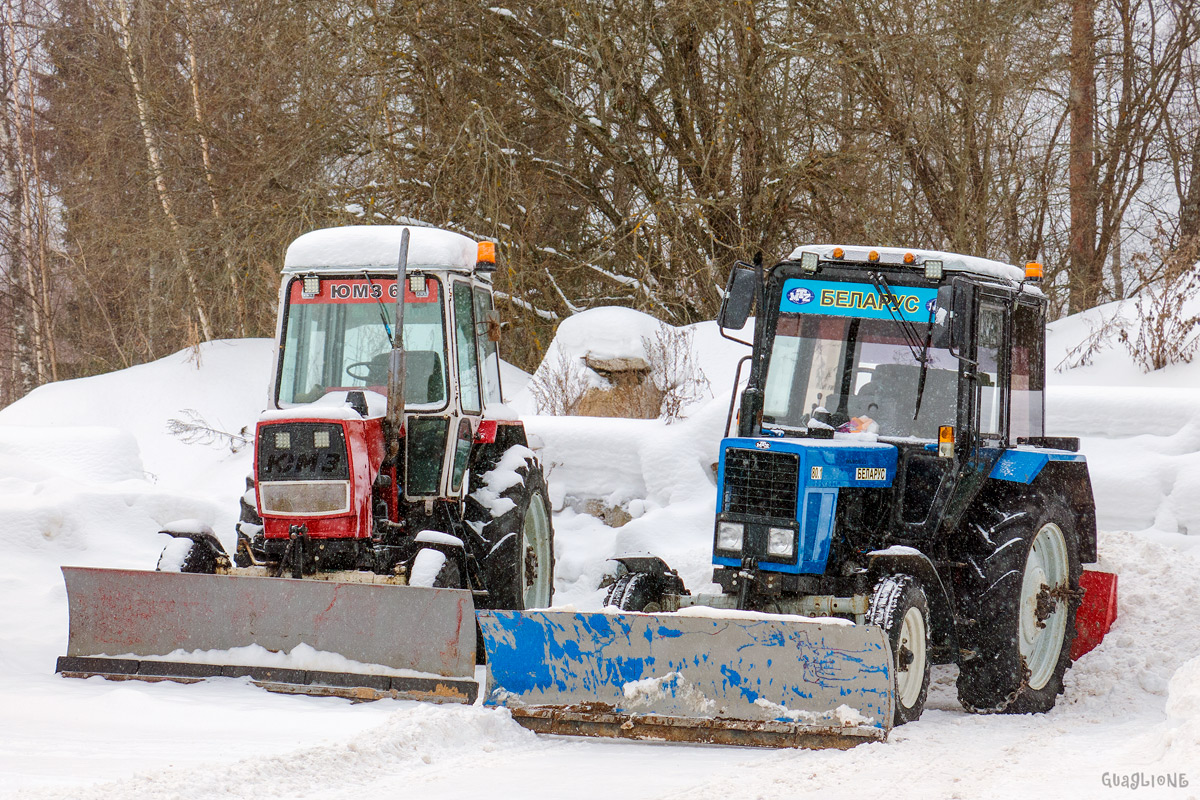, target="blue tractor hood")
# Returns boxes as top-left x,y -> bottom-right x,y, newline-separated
714,436 -> 899,575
